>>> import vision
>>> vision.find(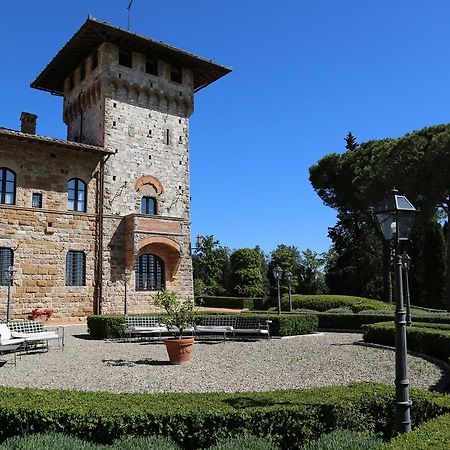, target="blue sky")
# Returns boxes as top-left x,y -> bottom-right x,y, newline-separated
1,1 -> 450,254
